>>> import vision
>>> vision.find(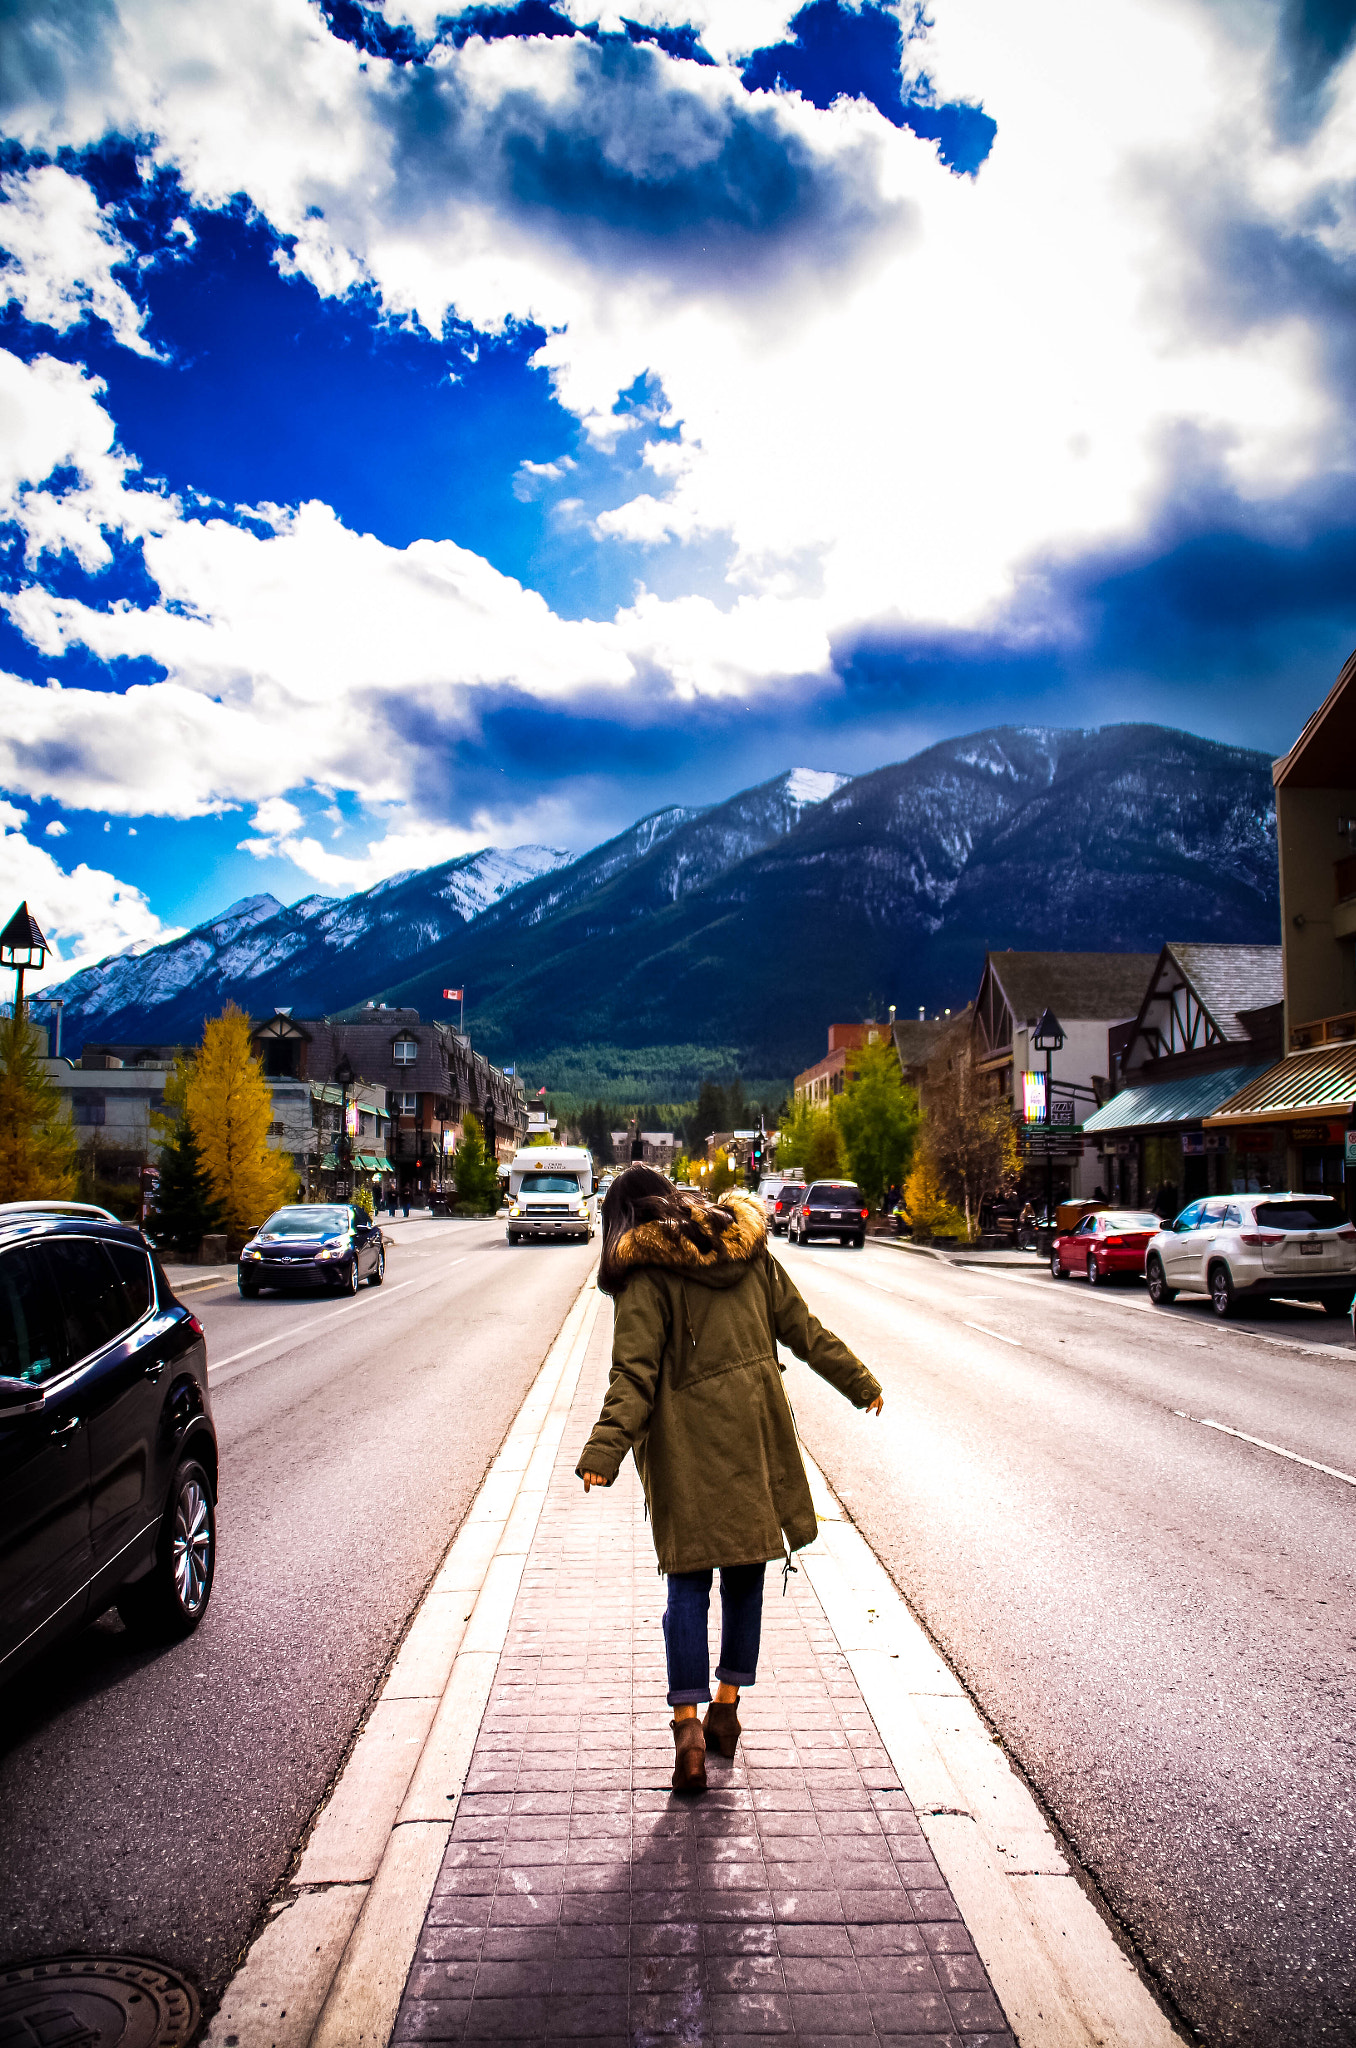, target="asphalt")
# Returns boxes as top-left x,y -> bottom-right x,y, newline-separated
777,1236 -> 1356,2048
0,1217 -> 596,2003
